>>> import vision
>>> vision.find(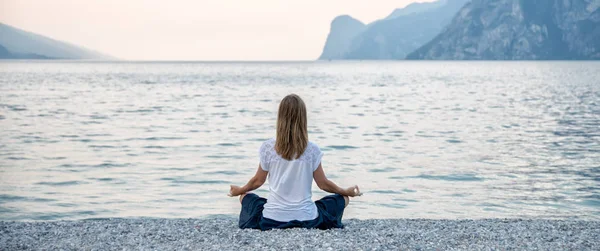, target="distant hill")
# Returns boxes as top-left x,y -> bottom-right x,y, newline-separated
318,0 -> 469,60
0,44 -> 13,58
0,44 -> 54,59
406,0 -> 600,60
0,23 -> 113,60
